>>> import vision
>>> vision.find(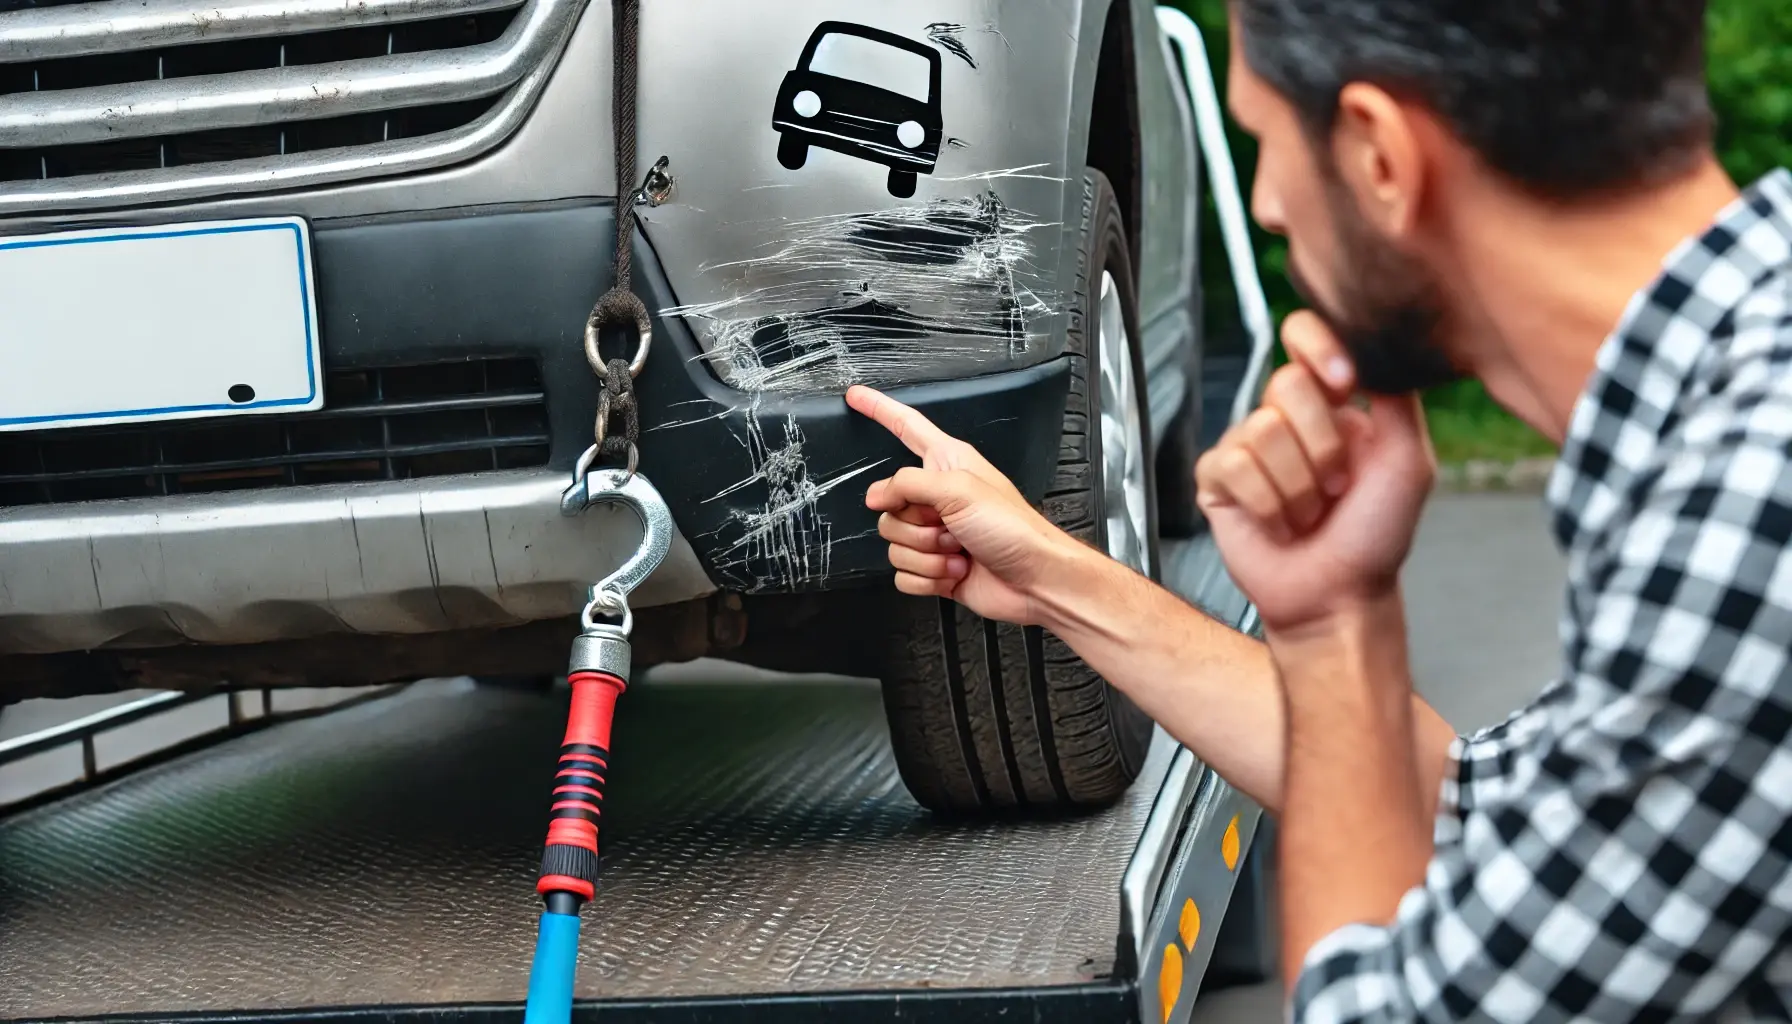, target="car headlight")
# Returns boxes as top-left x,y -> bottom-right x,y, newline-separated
793,90 -> 822,118
897,120 -> 924,148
